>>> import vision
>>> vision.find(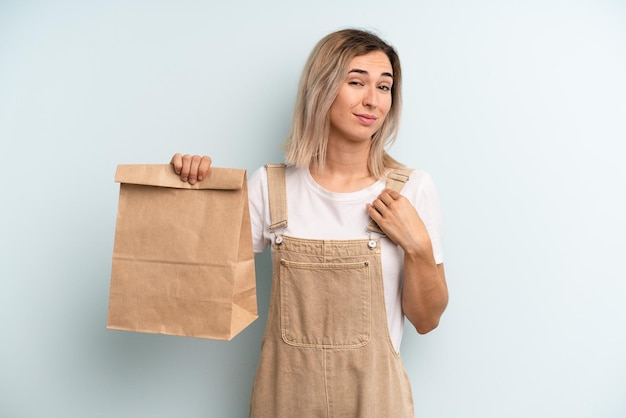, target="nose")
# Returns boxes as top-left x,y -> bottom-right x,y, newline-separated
362,85 -> 378,108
